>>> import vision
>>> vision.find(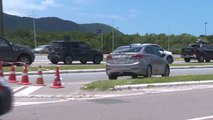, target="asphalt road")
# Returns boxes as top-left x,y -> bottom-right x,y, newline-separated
2,54 -> 213,120
2,87 -> 213,120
